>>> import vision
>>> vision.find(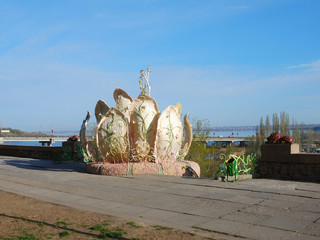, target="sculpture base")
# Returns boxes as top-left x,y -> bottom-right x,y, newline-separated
86,160 -> 200,177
